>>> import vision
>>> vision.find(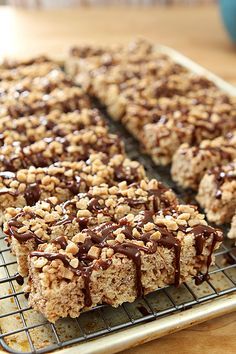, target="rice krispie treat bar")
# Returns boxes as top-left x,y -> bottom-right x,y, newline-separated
27,205 -> 223,322
100,87 -> 235,165
0,70 -> 73,98
0,152 -> 145,220
0,56 -> 60,82
197,162 -> 236,224
91,72 -> 215,122
5,179 -> 176,276
115,92 -> 236,165
141,95 -> 236,165
0,86 -> 90,119
0,126 -> 124,172
171,132 -> 236,190
228,214 -> 236,240
0,109 -> 105,146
